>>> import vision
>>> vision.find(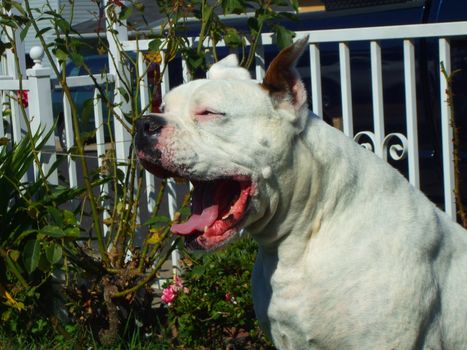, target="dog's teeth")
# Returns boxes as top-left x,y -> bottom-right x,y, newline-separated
204,226 -> 208,232
222,207 -> 234,220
